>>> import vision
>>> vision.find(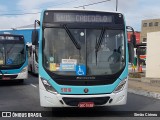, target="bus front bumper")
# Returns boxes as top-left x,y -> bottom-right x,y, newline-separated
39,87 -> 127,107
0,67 -> 28,80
